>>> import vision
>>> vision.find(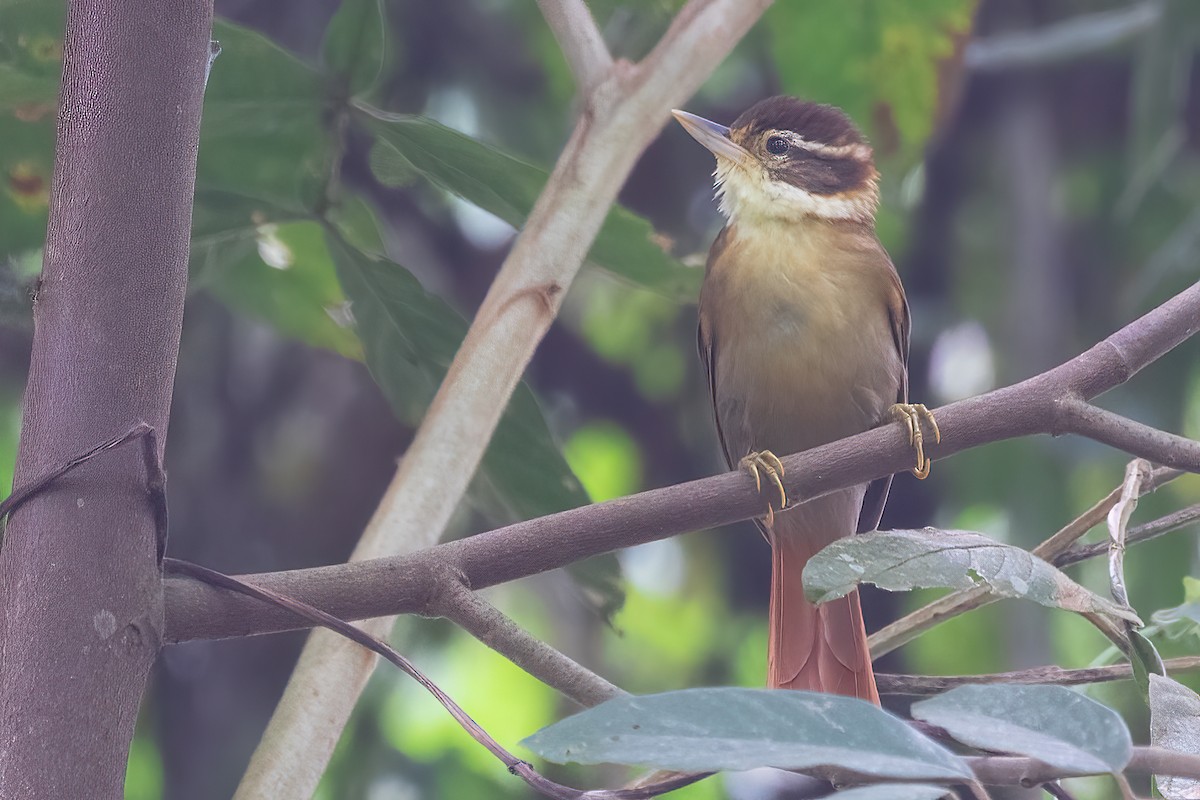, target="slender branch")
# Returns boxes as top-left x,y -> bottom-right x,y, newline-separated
166,561 -> 706,800
876,655 -> 1200,696
1041,782 -> 1078,800
1036,466 -> 1180,559
965,2 -> 1160,72
536,0 -> 613,93
436,582 -> 625,708
868,464 -> 1181,659
1057,501 -> 1200,567
1061,401 -> 1200,471
964,747 -> 1200,786
167,282 -> 1200,643
238,1 -> 775,795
